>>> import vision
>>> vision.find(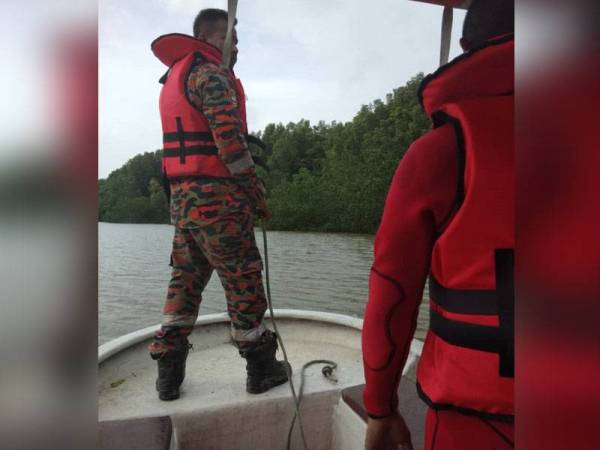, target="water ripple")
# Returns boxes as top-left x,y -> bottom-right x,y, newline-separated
99,223 -> 429,344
